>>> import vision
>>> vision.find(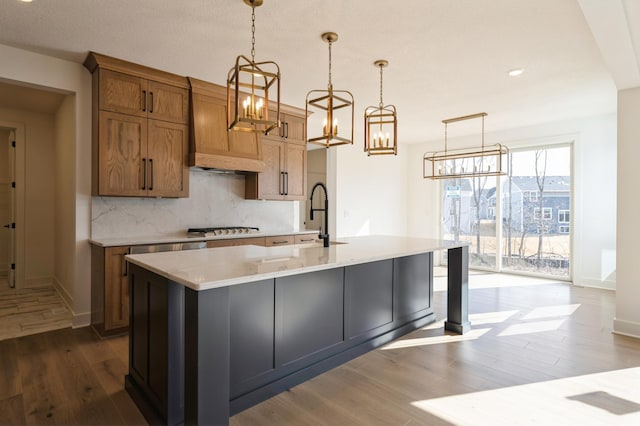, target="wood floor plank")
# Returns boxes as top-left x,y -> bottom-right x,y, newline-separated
0,338 -> 21,400
17,331 -> 74,425
0,394 -> 26,426
43,329 -> 125,425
